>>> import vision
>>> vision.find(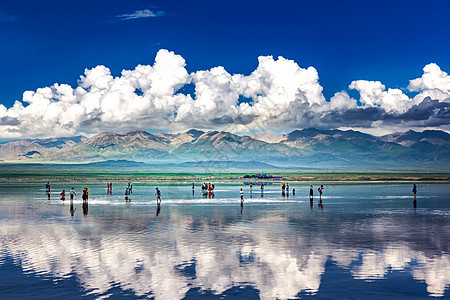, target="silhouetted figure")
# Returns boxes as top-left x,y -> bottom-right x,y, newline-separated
70,199 -> 76,216
82,188 -> 88,201
46,182 -> 51,200
125,186 -> 130,201
156,203 -> 161,216
318,185 -> 323,201
412,184 -> 417,201
60,190 -> 66,201
192,183 -> 195,194
292,188 -> 295,196
309,185 -> 314,201
261,184 -> 264,196
110,182 -> 113,194
240,188 -> 244,207
155,187 -> 161,205
70,187 -> 76,200
82,201 -> 88,216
